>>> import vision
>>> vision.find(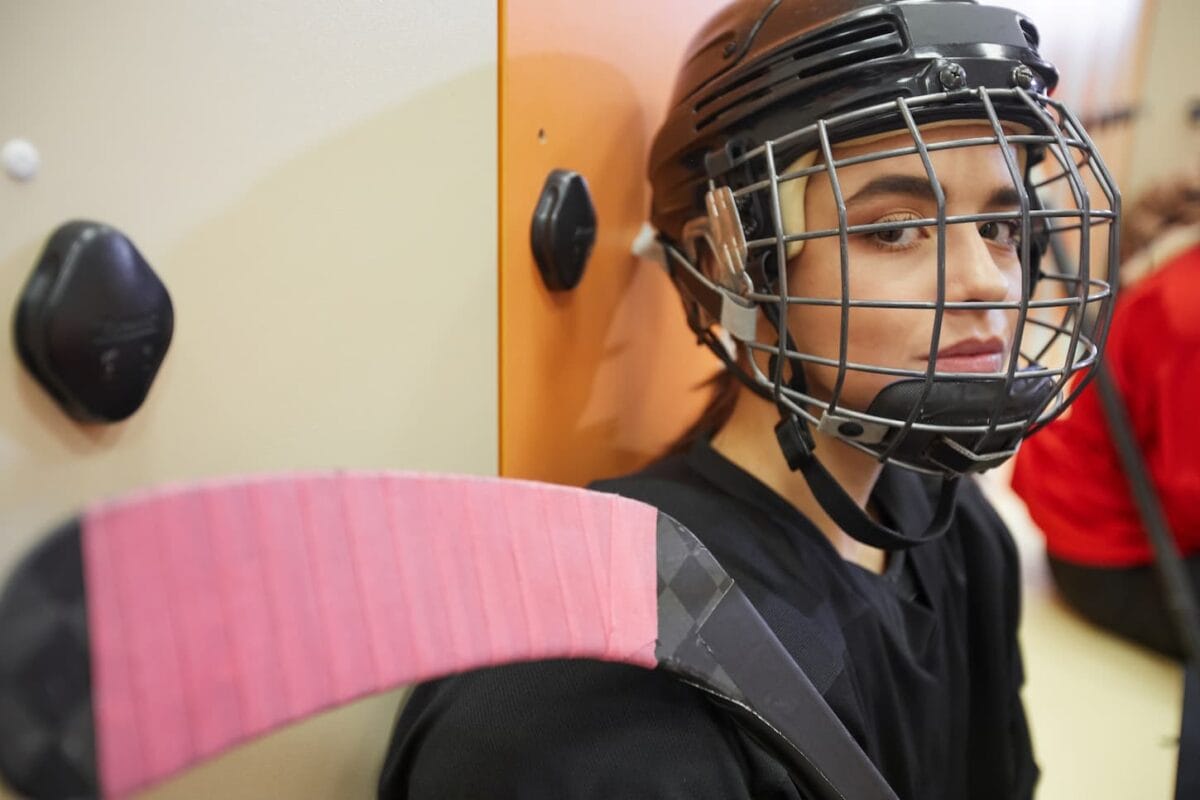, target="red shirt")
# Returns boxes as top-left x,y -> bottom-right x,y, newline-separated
1011,241 -> 1200,566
